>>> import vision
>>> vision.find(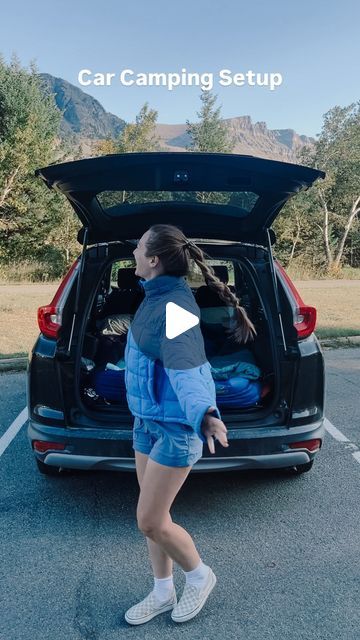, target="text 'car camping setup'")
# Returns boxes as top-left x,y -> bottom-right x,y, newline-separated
28,153 -> 326,476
